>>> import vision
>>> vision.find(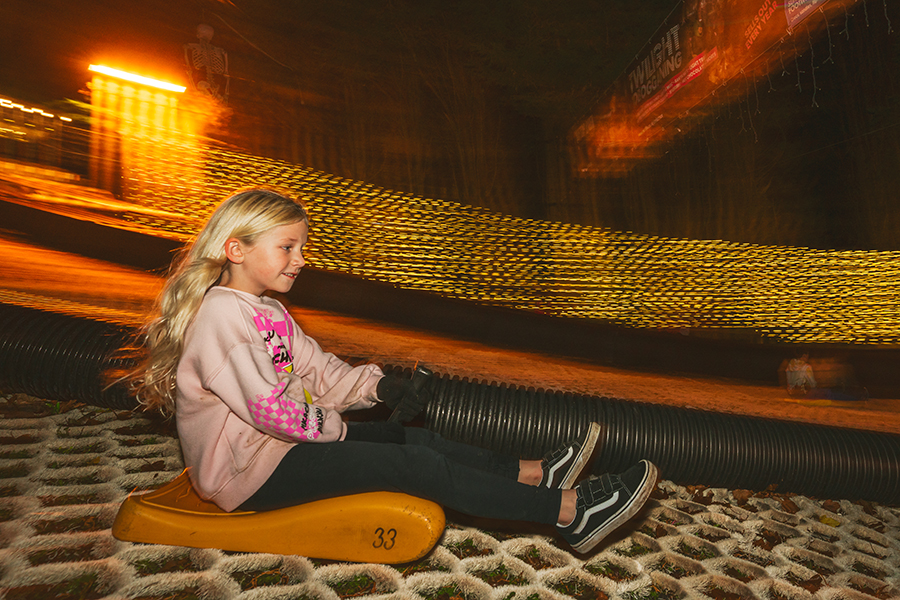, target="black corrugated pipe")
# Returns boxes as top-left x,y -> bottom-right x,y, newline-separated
0,304 -> 135,410
2,304 -> 898,504
417,370 -> 900,505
